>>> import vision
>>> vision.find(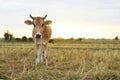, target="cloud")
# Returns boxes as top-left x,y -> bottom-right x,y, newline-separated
0,1 -> 21,8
